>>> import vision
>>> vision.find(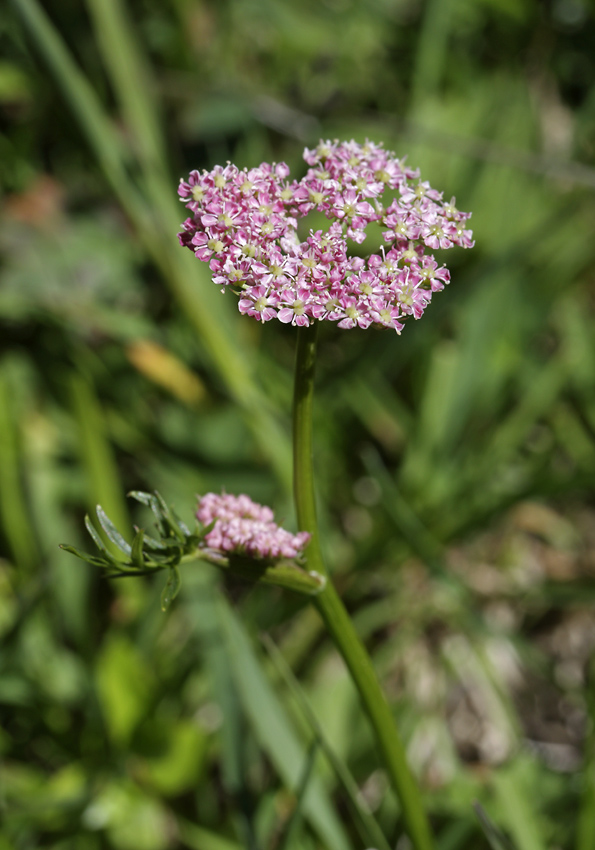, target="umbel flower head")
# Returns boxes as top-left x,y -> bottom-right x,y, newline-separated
197,492 -> 310,560
178,139 -> 473,332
